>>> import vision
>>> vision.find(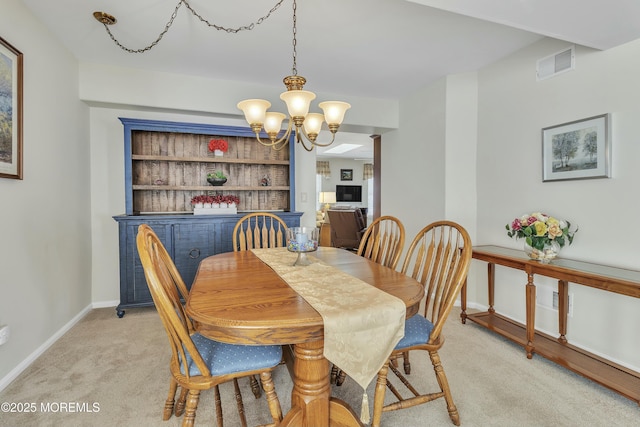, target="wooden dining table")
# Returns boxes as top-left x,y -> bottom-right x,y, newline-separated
186,246 -> 424,427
